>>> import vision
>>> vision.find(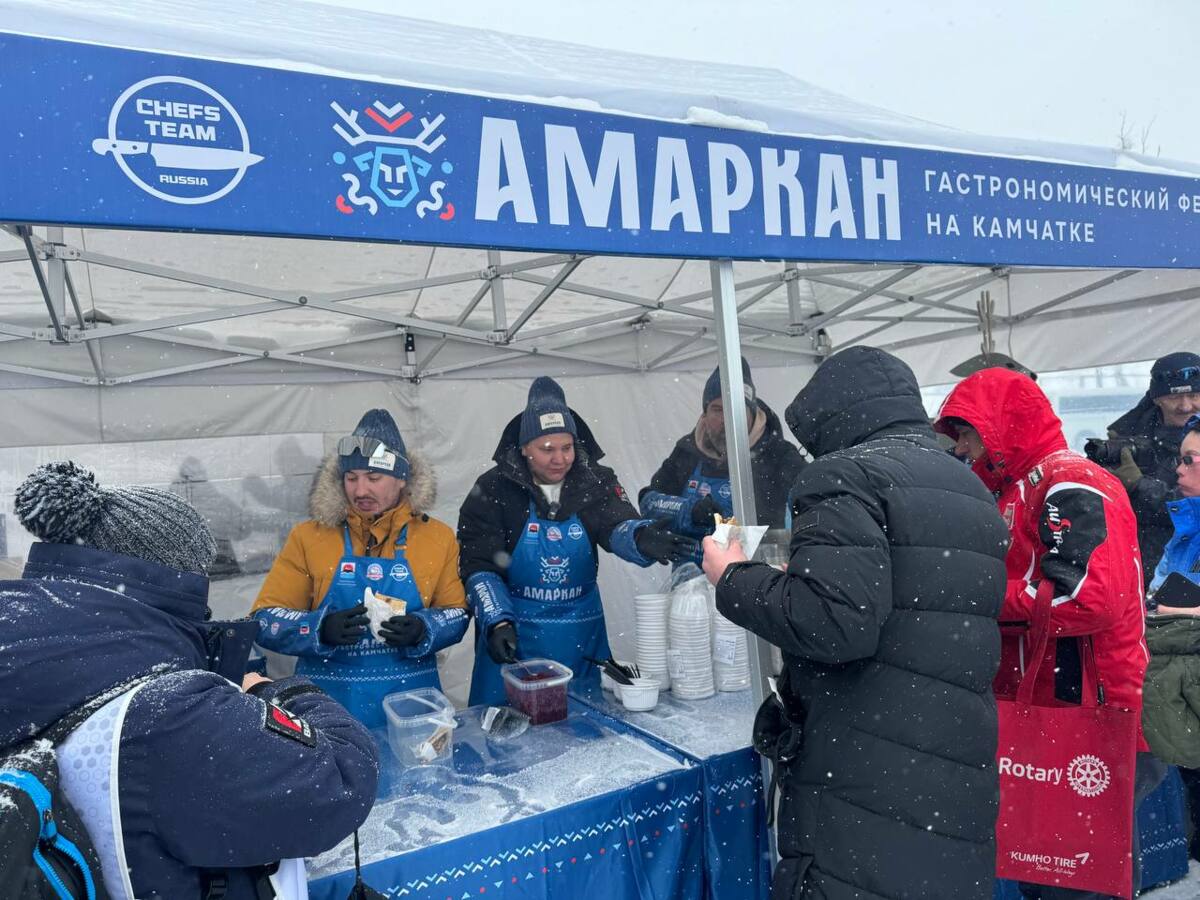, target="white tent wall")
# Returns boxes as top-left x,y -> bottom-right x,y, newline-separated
0,364 -> 811,706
